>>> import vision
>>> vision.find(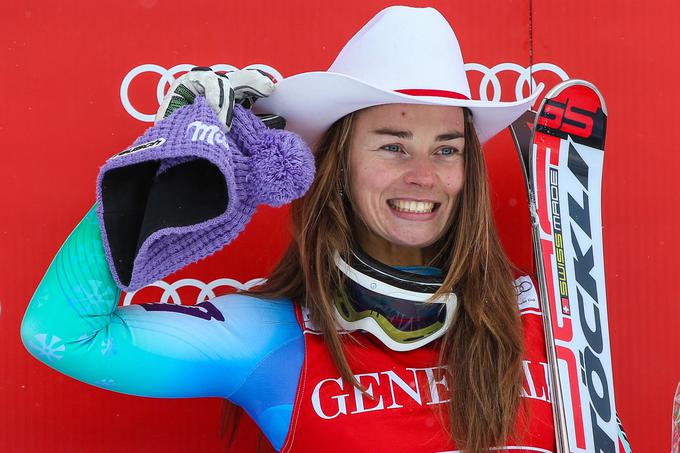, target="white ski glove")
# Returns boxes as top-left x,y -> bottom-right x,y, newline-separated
155,66 -> 277,131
